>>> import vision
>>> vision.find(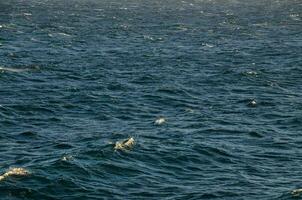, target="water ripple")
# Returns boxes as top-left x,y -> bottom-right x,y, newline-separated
1,0 -> 302,199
